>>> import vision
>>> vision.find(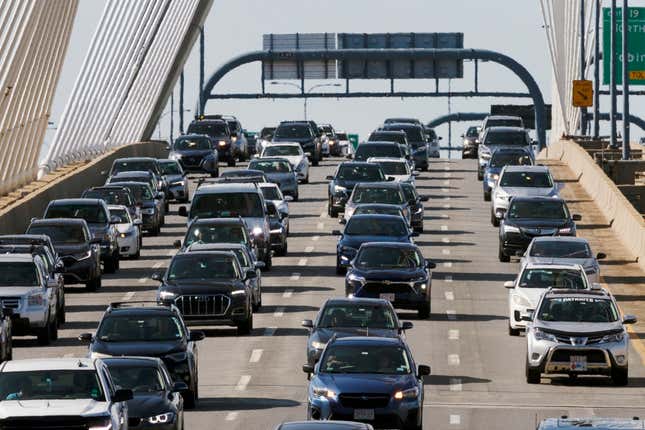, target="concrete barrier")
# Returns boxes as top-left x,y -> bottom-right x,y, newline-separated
539,139 -> 645,271
0,141 -> 168,235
